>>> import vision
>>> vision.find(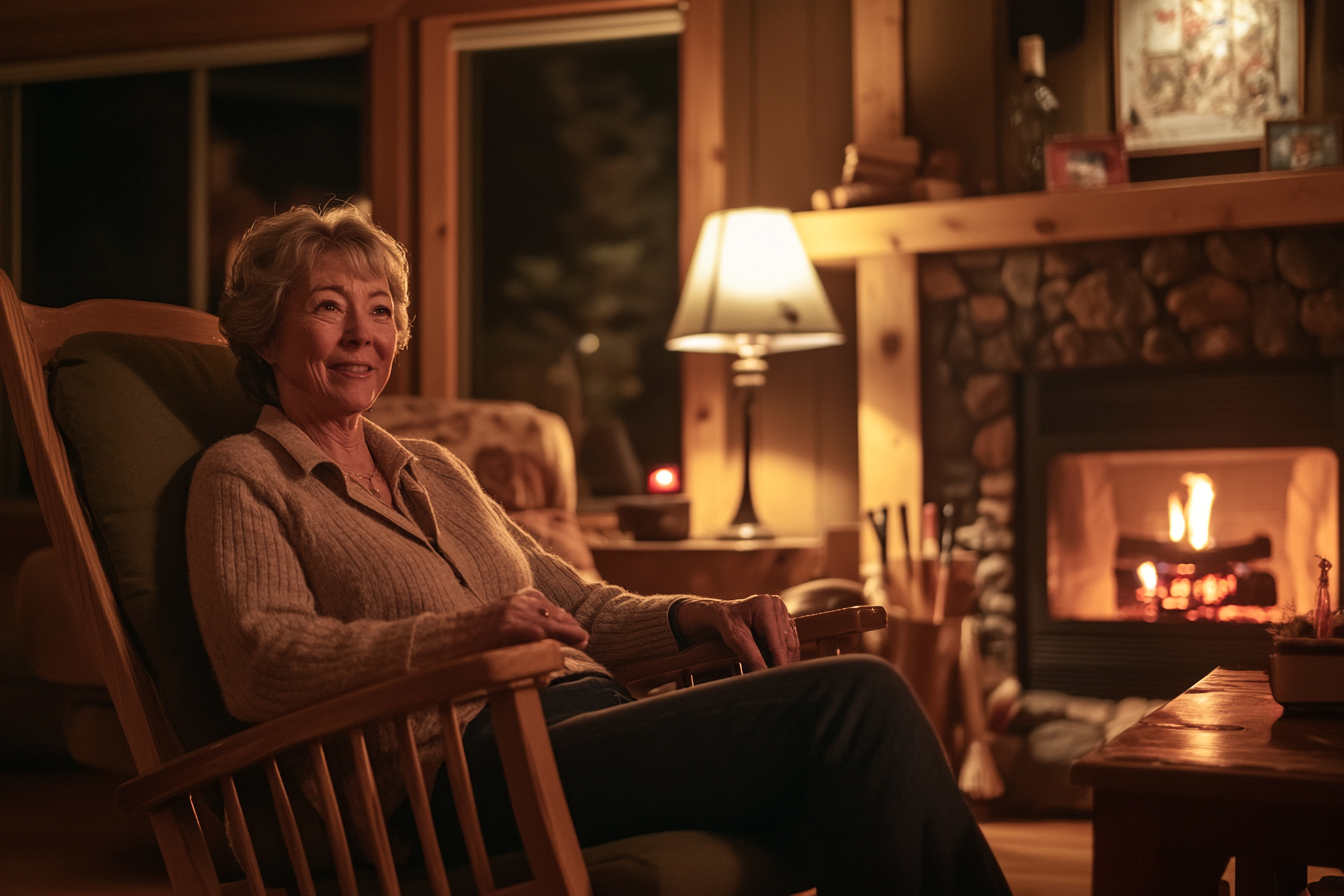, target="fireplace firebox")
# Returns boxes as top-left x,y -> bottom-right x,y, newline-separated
1018,360 -> 1344,698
